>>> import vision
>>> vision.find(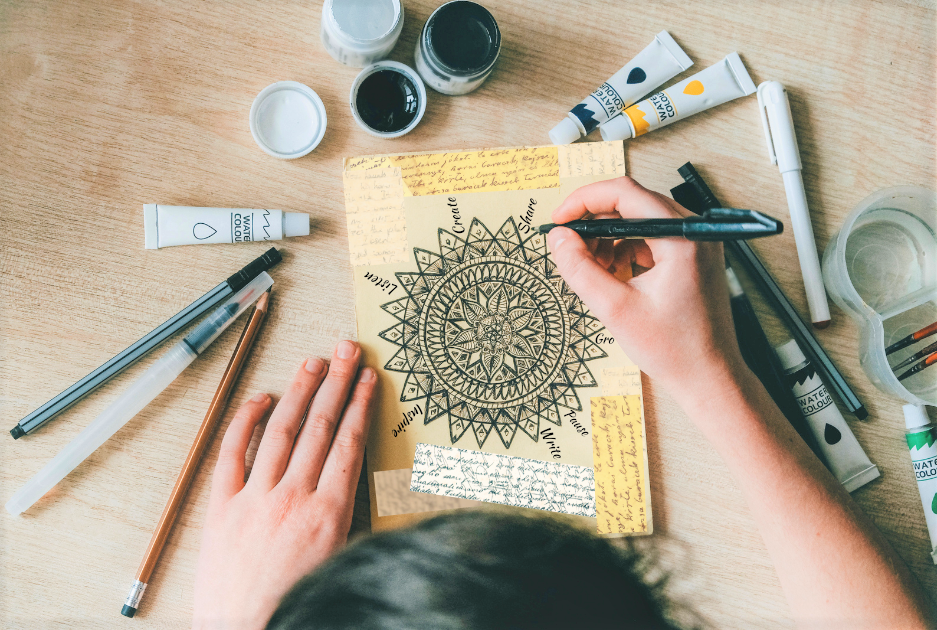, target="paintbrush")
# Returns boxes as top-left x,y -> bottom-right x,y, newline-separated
897,351 -> 937,382
886,321 -> 937,355
892,340 -> 937,371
